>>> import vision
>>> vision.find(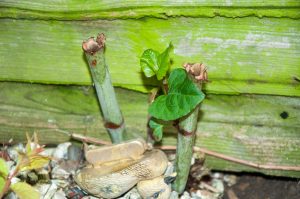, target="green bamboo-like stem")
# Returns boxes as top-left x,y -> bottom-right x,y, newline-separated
172,106 -> 200,193
173,63 -> 206,193
82,33 -> 125,143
